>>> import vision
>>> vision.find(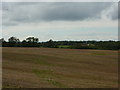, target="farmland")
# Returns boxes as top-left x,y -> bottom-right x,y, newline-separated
2,47 -> 118,88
